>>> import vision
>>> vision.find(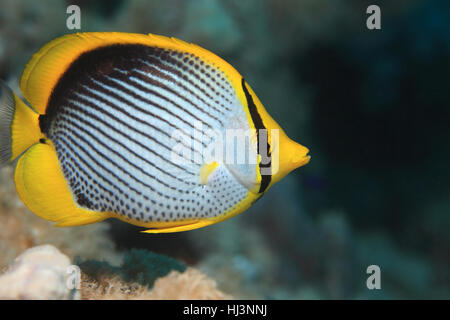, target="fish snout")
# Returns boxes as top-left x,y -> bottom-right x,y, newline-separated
271,136 -> 310,184
292,144 -> 310,168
